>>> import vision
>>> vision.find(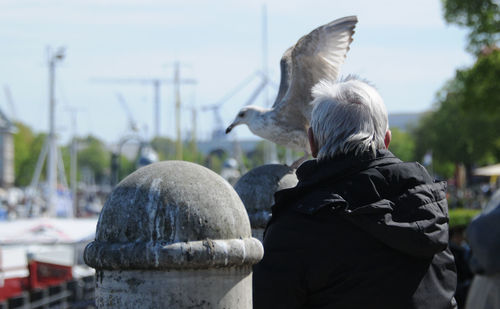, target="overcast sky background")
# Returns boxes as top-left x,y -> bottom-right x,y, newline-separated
0,0 -> 473,145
